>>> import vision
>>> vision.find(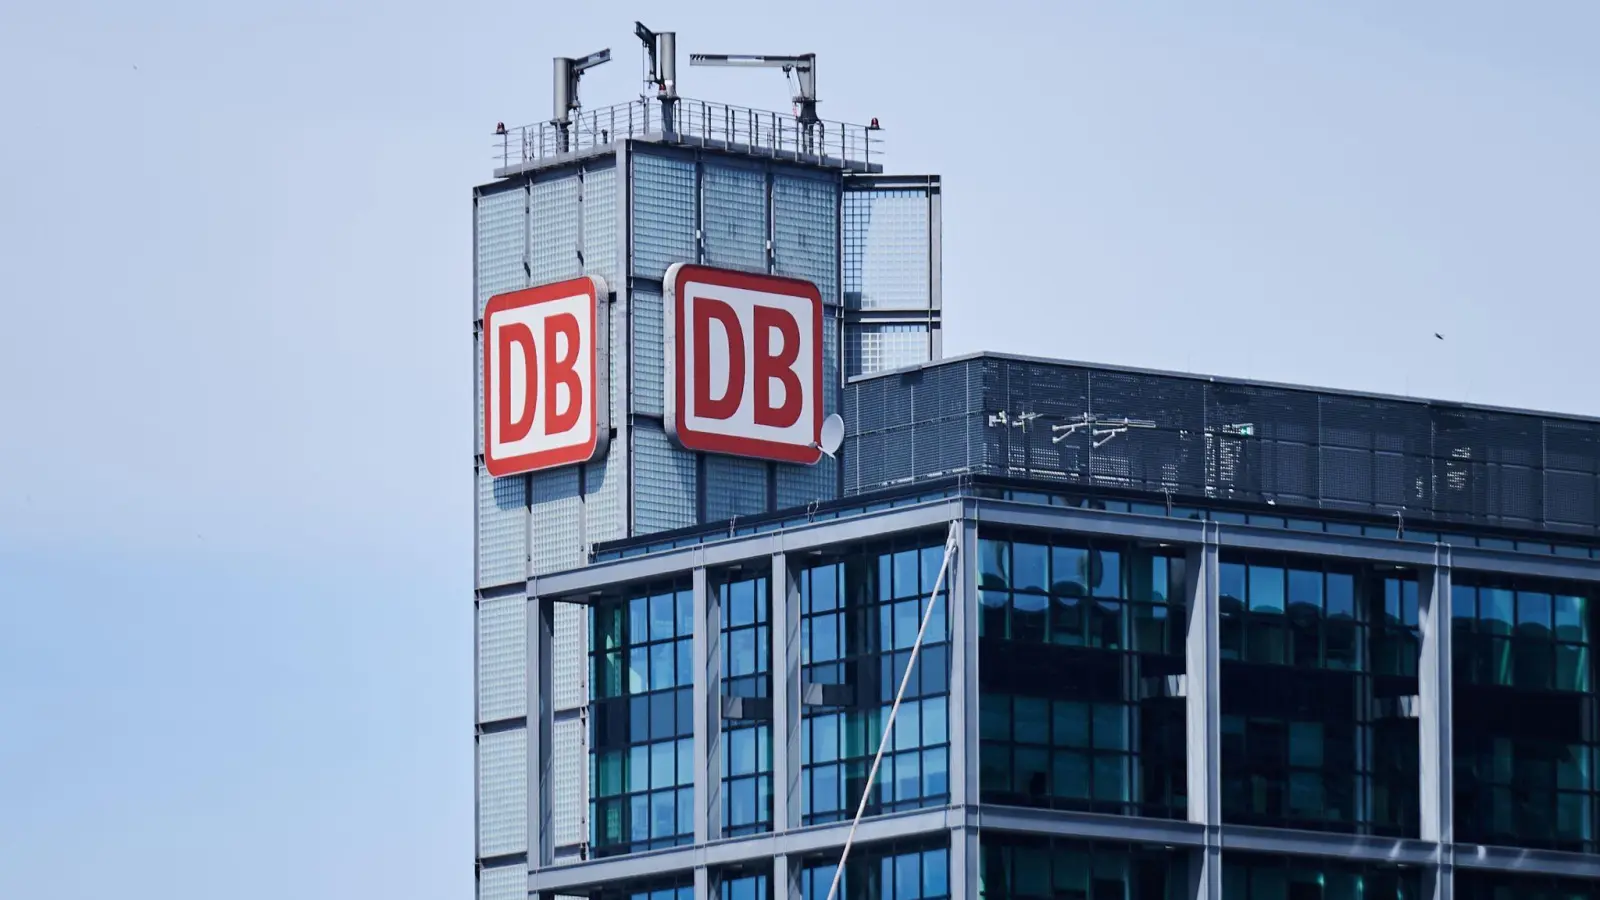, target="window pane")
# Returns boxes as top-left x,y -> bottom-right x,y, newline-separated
1288,569 -> 1322,613
1054,700 -> 1090,748
923,698 -> 948,744
1016,697 -> 1049,745
677,589 -> 695,637
629,646 -> 649,693
1326,572 -> 1355,619
979,539 -> 1010,590
652,740 -> 676,789
1093,754 -> 1127,802
652,642 -> 676,690
1220,562 -> 1247,609
1481,588 -> 1514,635
1052,546 -> 1090,596
630,596 -> 650,643
1093,549 -> 1122,598
1556,595 -> 1588,642
651,592 -> 676,641
1093,704 -> 1128,751
1517,591 -> 1553,631
1249,565 -> 1286,614
894,548 -> 920,600
1014,542 -> 1048,593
